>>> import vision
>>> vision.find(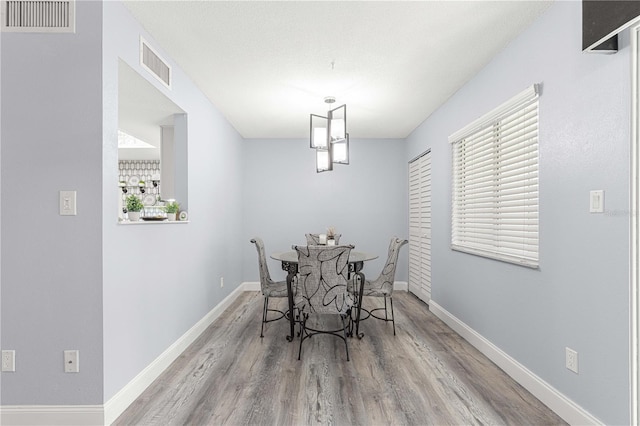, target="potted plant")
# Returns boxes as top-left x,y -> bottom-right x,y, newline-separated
165,201 -> 180,221
326,226 -> 337,245
125,194 -> 144,221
